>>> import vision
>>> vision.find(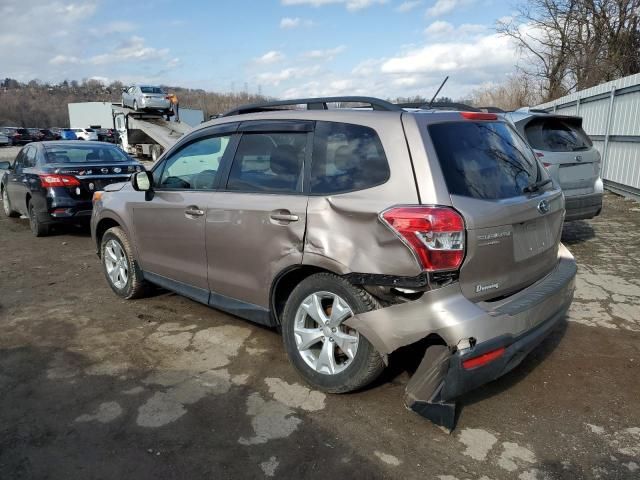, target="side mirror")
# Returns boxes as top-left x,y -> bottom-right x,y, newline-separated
0,161 -> 11,170
122,87 -> 128,93
132,171 -> 152,191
